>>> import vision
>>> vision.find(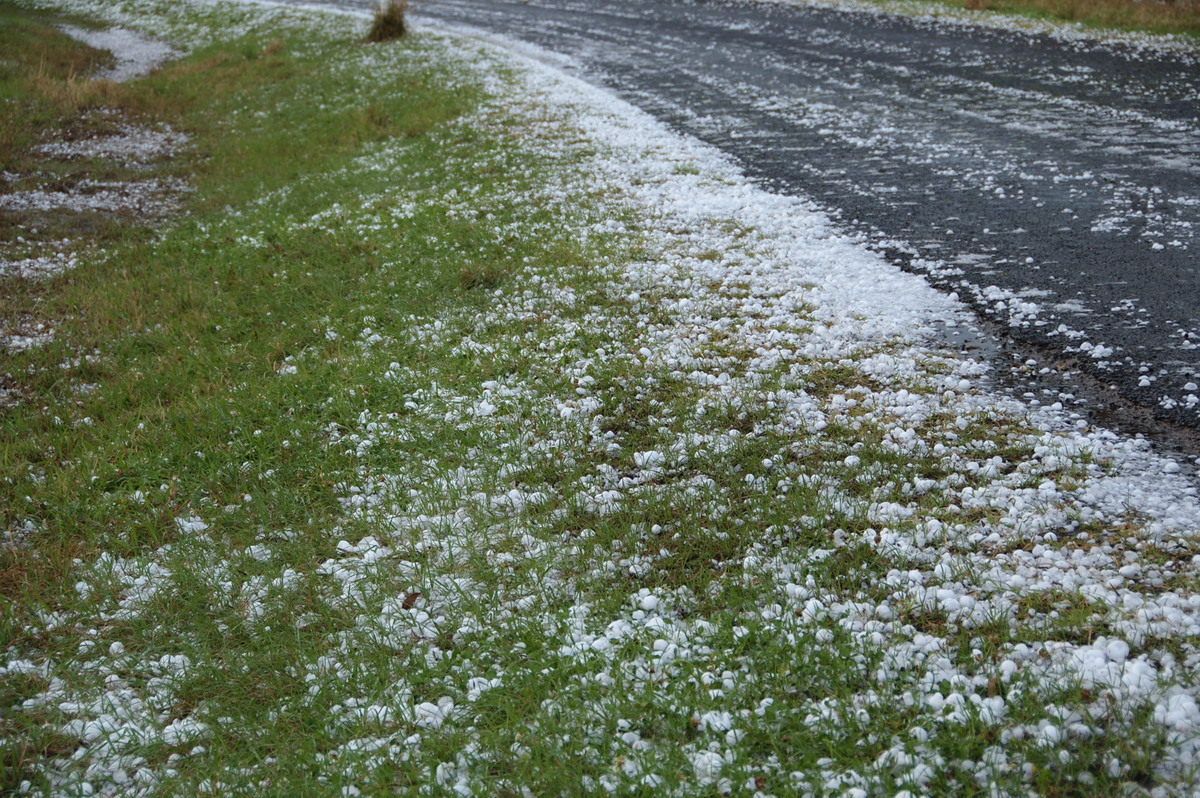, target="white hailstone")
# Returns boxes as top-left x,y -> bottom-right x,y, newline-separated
413,697 -> 455,728
174,516 -> 208,534
1155,693 -> 1200,731
691,750 -> 725,784
634,450 -> 665,469
1036,723 -> 1063,746
698,711 -> 733,733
